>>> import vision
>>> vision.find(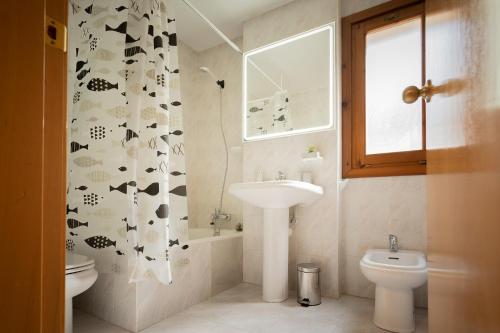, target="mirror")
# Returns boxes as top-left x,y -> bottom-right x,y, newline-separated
243,25 -> 334,141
